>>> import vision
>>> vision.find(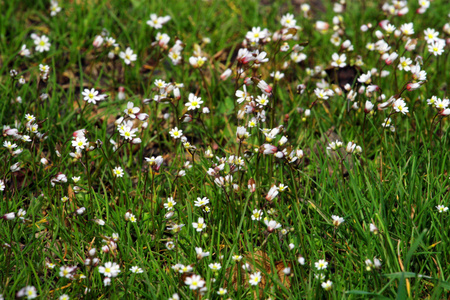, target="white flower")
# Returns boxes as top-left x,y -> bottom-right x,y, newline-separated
119,47 -> 137,65
99,262 -> 121,277
264,219 -> 281,232
280,13 -> 296,28
184,274 -> 205,290
124,102 -> 140,118
436,205 -> 449,213
147,14 -> 171,29
251,209 -> 263,221
192,217 -> 206,232
249,272 -> 261,286
194,197 -> 209,207
315,259 -> 328,270
331,215 -> 345,226
17,286 -> 38,299
331,53 -> 346,68
130,266 -> 144,274
209,262 -> 222,271
164,197 -> 177,210
169,127 -> 183,139
185,93 -> 203,110
112,166 -> 124,177
34,35 -> 51,52
393,98 -> 409,114
82,88 -> 103,104
195,247 -> 210,259
50,1 -> 61,16
321,280 -> 333,291
400,23 -> 414,35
